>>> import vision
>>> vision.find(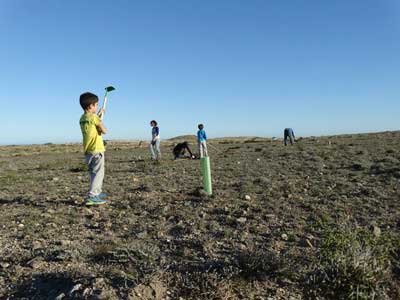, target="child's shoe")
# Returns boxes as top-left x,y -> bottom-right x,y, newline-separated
85,196 -> 106,206
98,193 -> 107,199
